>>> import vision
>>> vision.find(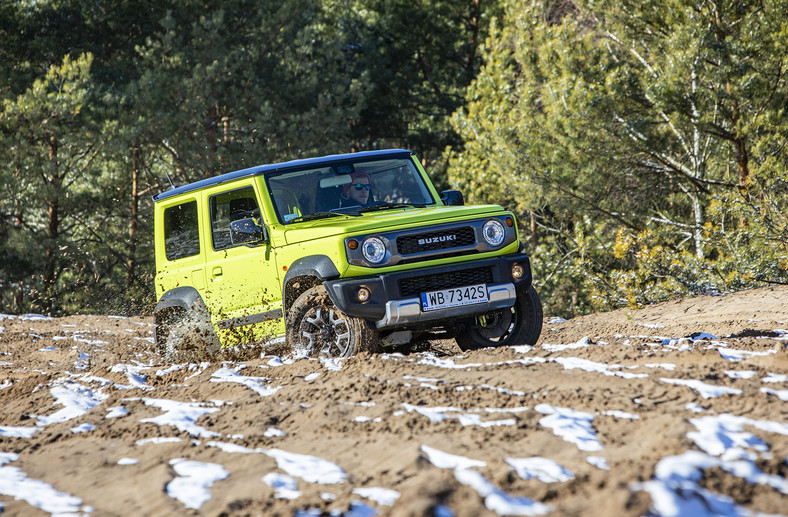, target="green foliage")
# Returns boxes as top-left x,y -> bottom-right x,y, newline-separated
0,0 -> 502,315
3,0 -> 785,317
449,0 -> 788,317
